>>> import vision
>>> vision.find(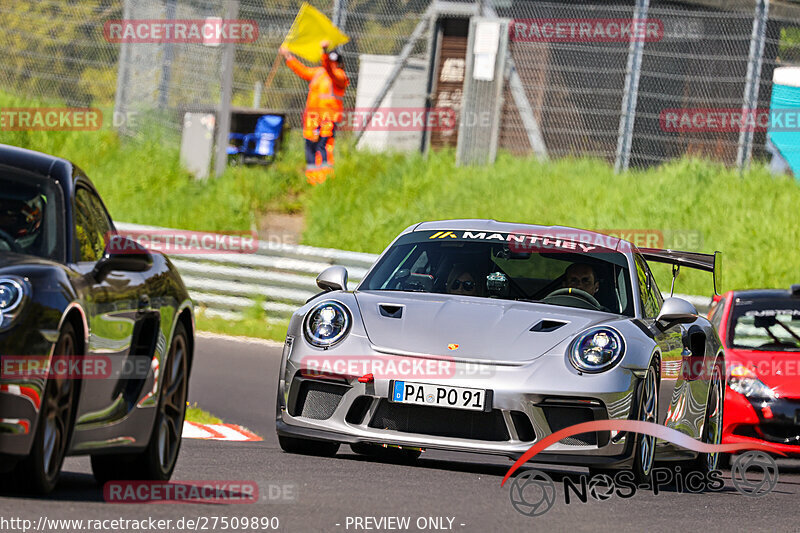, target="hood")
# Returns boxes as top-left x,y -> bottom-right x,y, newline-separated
0,251 -> 64,273
354,290 -> 616,364
726,347 -> 800,398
